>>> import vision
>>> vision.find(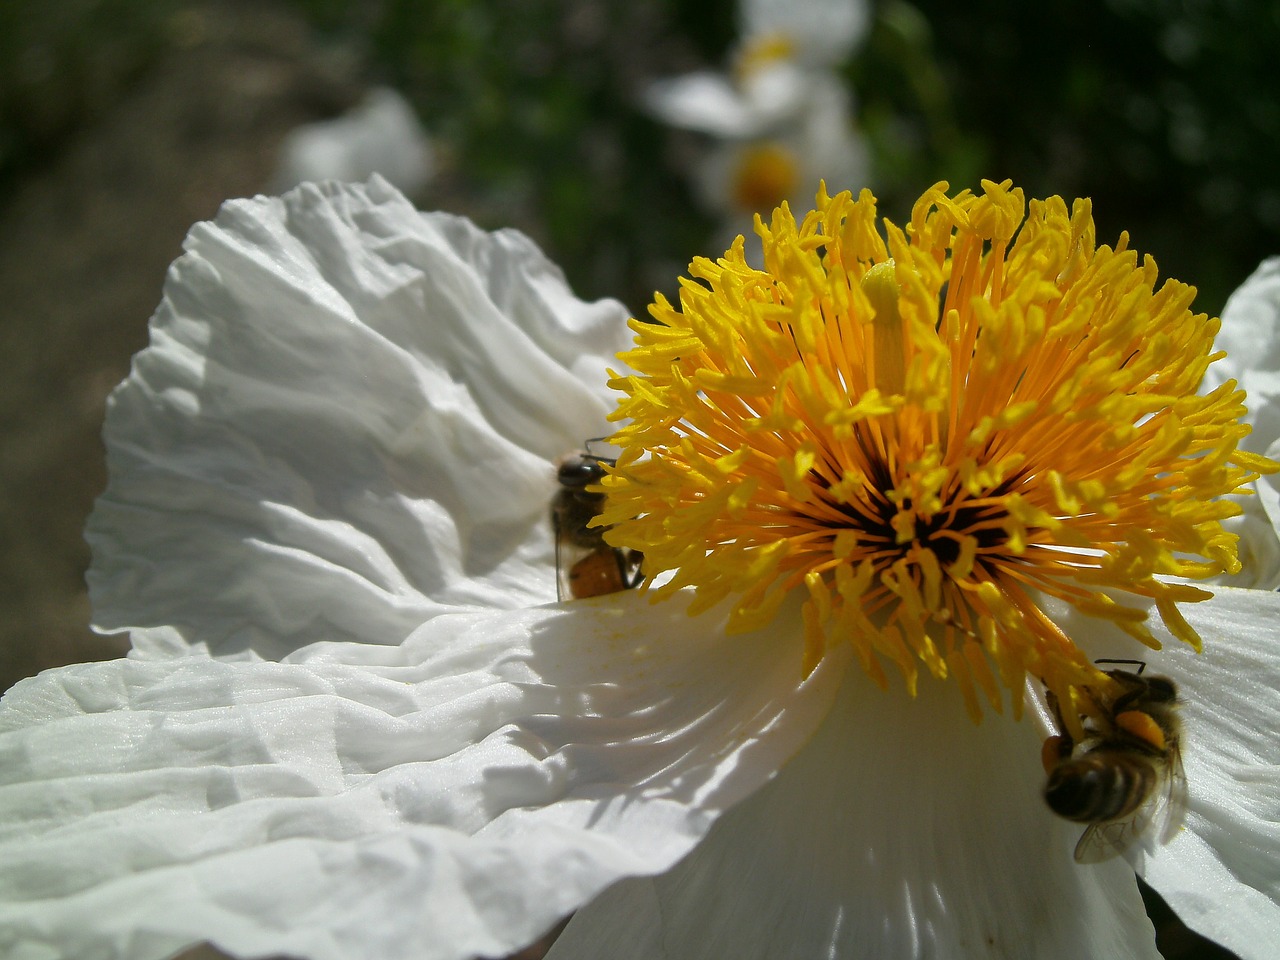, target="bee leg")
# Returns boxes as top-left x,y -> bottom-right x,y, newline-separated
1041,734 -> 1074,775
624,549 -> 644,588
1094,658 -> 1147,674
